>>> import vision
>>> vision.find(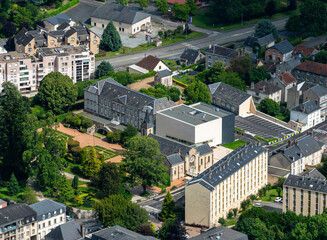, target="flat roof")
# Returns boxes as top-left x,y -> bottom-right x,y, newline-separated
190,102 -> 233,118
158,104 -> 219,126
